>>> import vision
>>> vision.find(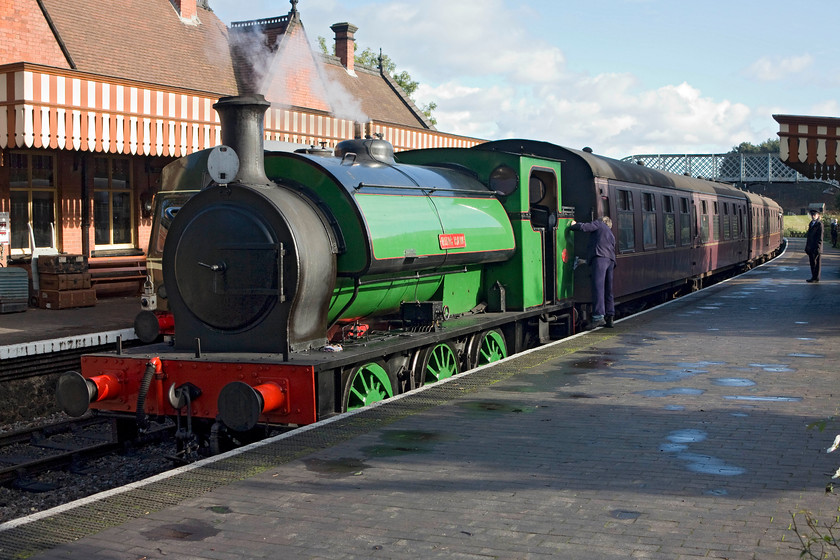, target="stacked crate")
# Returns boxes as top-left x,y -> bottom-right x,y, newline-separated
37,254 -> 97,309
